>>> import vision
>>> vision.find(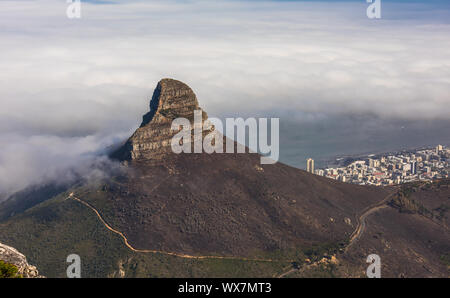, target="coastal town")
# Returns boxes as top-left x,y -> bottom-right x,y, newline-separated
307,145 -> 449,186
